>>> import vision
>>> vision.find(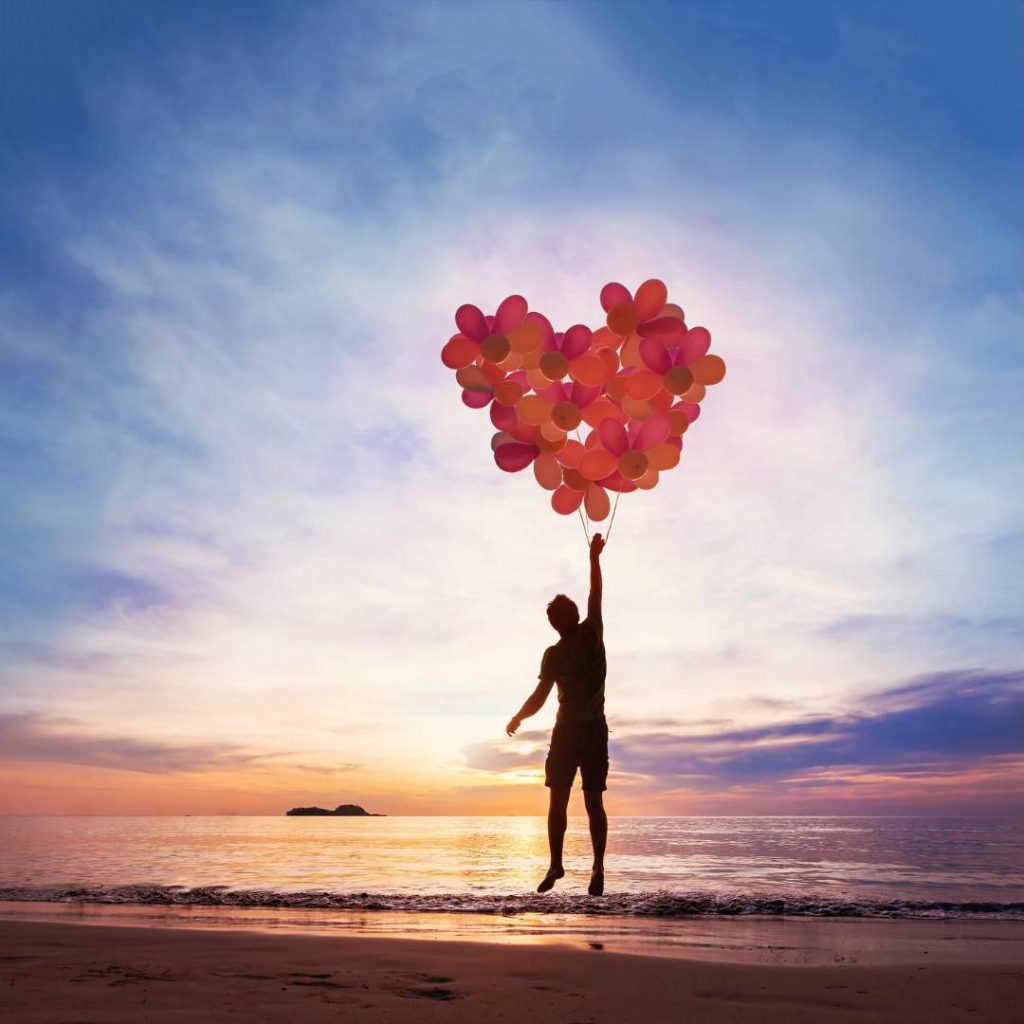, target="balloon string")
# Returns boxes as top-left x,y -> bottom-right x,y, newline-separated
577,504 -> 590,546
605,492 -> 621,544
